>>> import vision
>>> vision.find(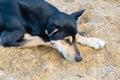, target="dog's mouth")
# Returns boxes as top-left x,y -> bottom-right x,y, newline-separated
50,36 -> 82,62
